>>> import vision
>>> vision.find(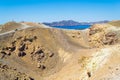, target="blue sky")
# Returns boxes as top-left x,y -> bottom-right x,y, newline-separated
0,0 -> 120,24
